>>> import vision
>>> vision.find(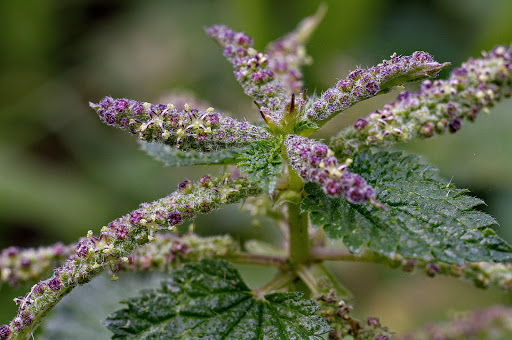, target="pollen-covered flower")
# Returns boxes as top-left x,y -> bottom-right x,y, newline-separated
285,135 -> 382,207
90,98 -> 270,151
